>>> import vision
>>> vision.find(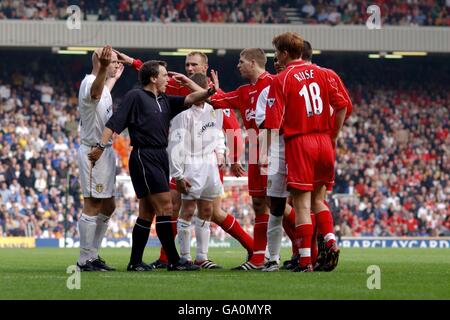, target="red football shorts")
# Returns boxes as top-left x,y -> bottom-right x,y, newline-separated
248,163 -> 267,197
285,133 -> 335,191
